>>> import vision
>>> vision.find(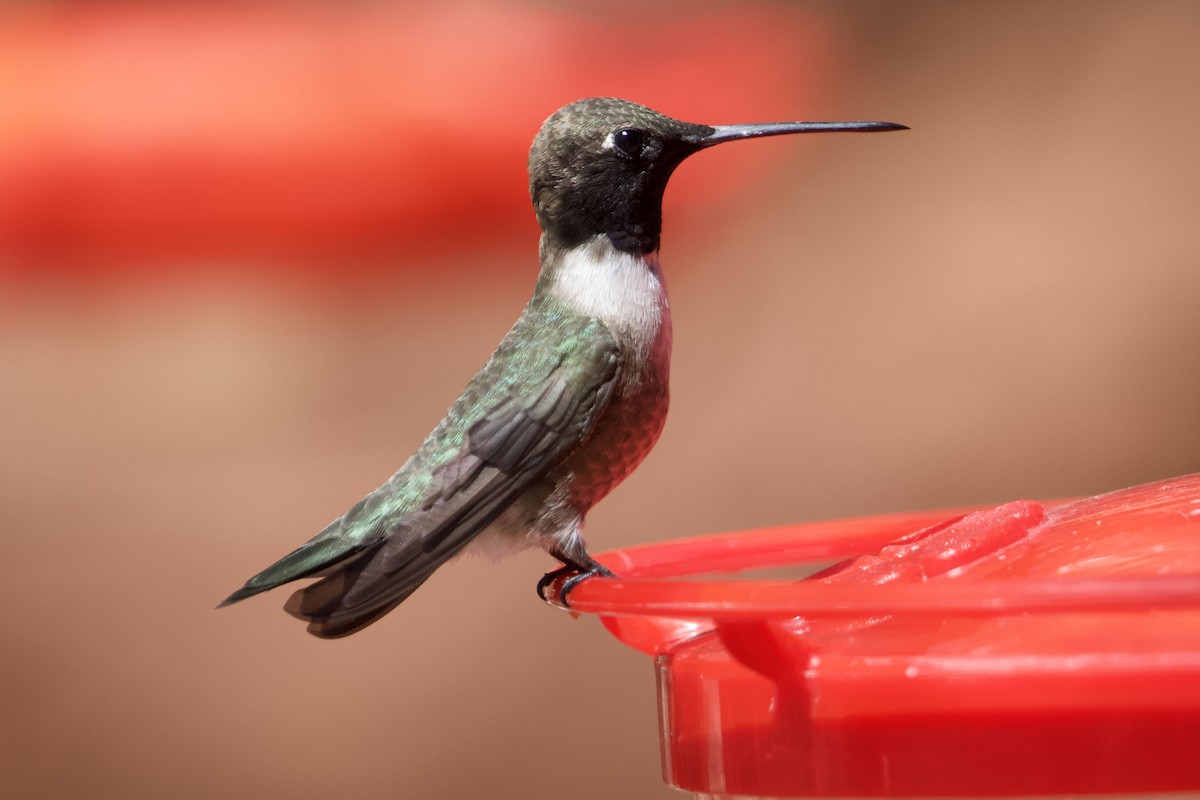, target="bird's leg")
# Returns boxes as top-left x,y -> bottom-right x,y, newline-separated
537,547 -> 615,605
